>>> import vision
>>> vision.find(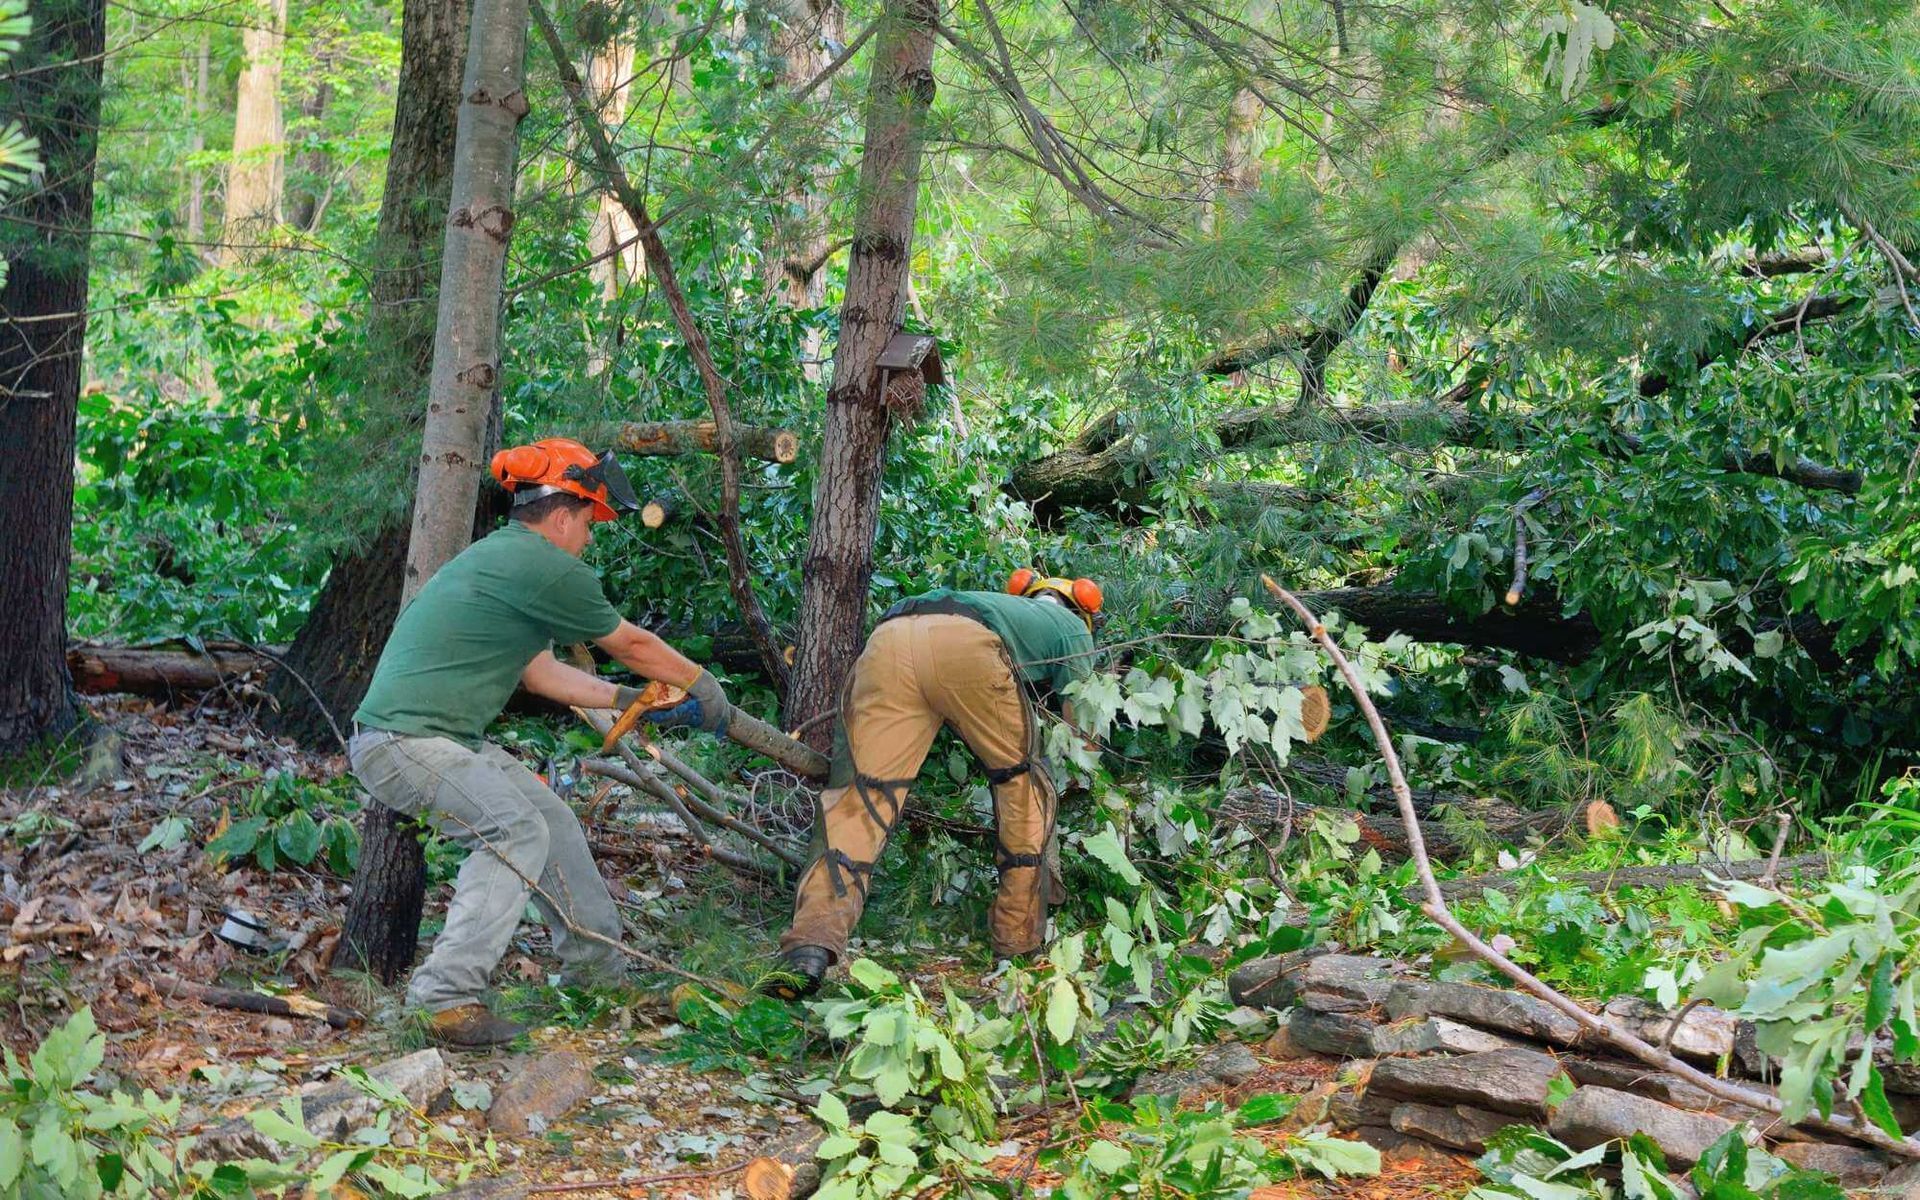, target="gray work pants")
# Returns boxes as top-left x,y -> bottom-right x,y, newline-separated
347,729 -> 626,1012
